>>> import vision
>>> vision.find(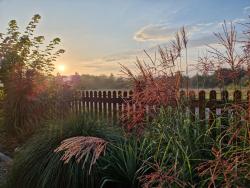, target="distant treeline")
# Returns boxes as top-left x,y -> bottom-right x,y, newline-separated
182,68 -> 248,89
62,68 -> 248,90
64,73 -> 131,89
